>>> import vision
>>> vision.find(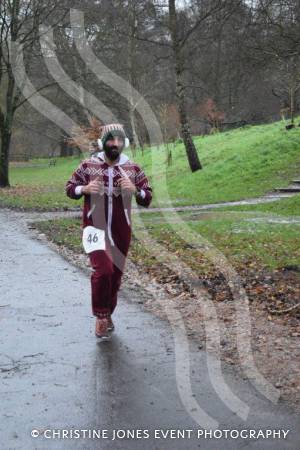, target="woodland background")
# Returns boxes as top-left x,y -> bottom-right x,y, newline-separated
0,0 -> 299,169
